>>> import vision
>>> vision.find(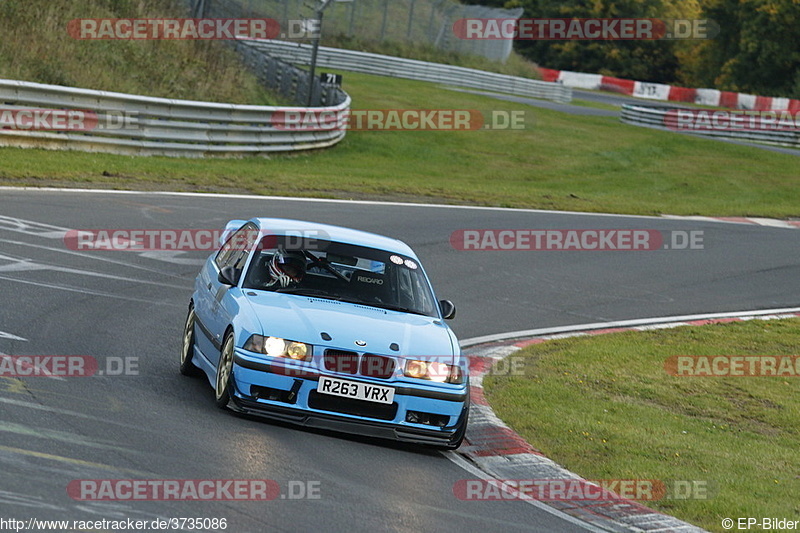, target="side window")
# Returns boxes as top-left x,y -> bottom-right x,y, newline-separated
392,262 -> 435,315
410,274 -> 435,315
395,267 -> 415,307
215,223 -> 258,272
